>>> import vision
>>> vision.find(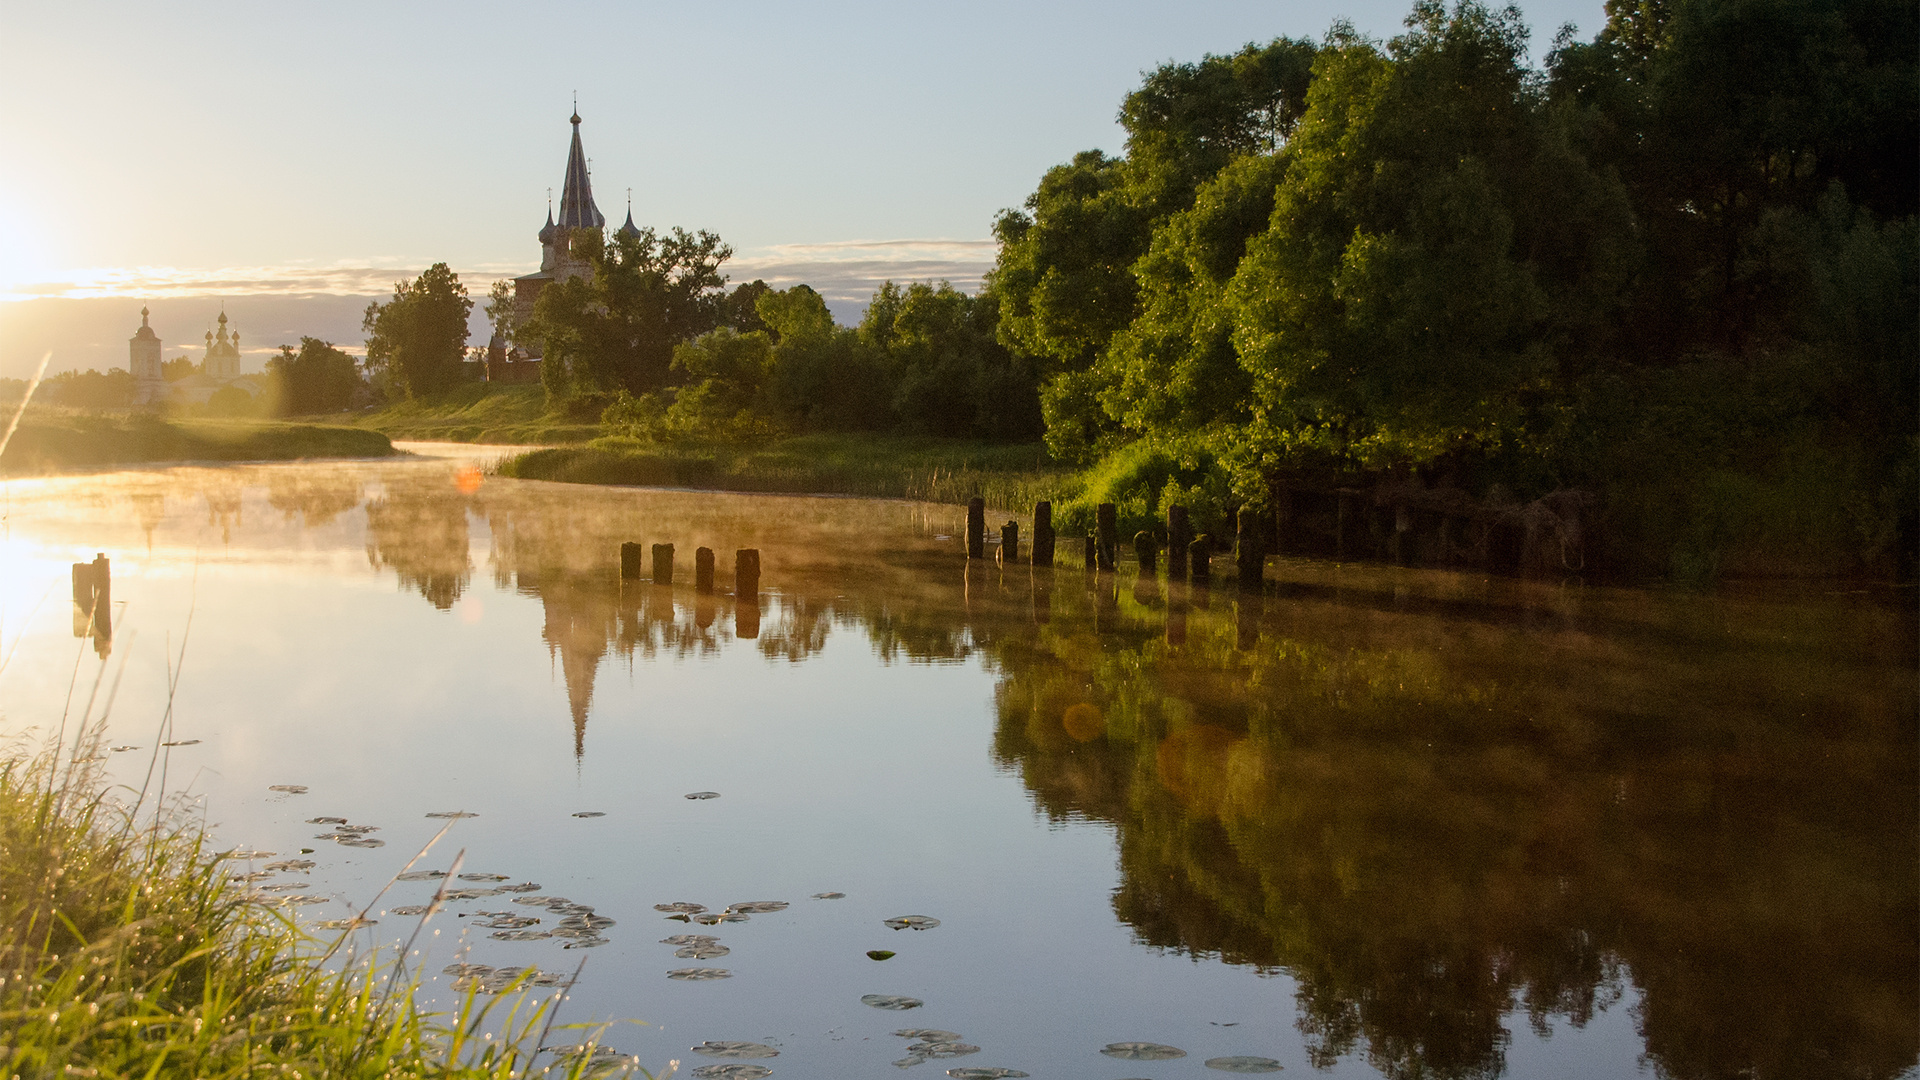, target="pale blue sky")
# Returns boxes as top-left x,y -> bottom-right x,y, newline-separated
0,0 -> 1605,374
